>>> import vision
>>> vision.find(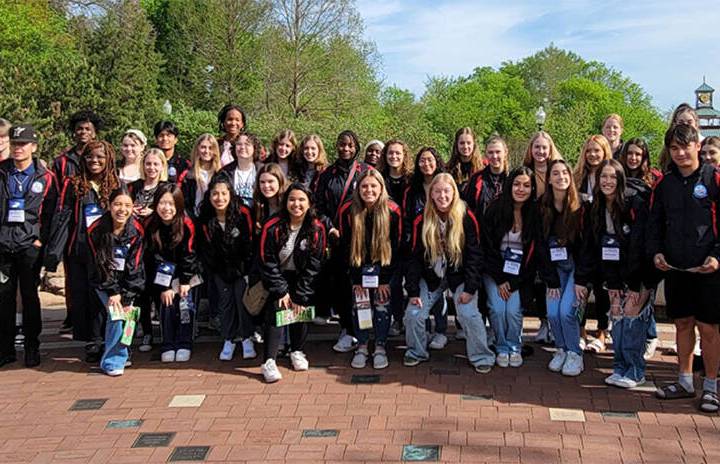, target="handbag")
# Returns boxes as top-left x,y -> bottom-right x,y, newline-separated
243,280 -> 268,316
